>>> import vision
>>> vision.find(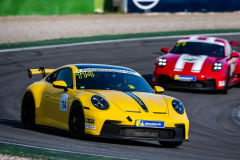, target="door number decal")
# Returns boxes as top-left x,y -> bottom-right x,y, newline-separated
60,94 -> 69,112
